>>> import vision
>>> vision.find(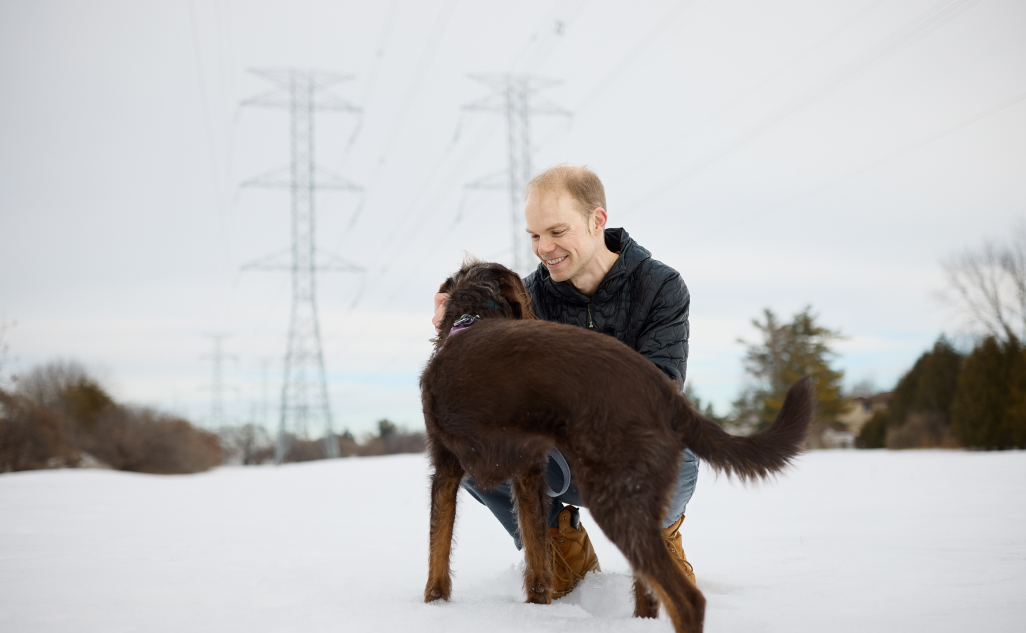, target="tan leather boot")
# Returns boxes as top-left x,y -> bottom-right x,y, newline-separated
549,507 -> 601,598
665,514 -> 696,586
